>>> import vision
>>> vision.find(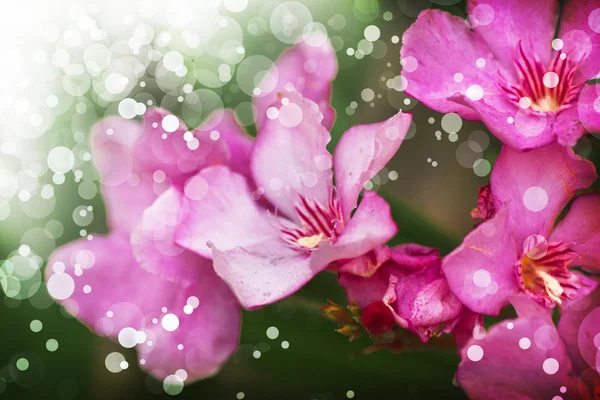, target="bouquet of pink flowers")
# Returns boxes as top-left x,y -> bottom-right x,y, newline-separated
4,0 -> 598,399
